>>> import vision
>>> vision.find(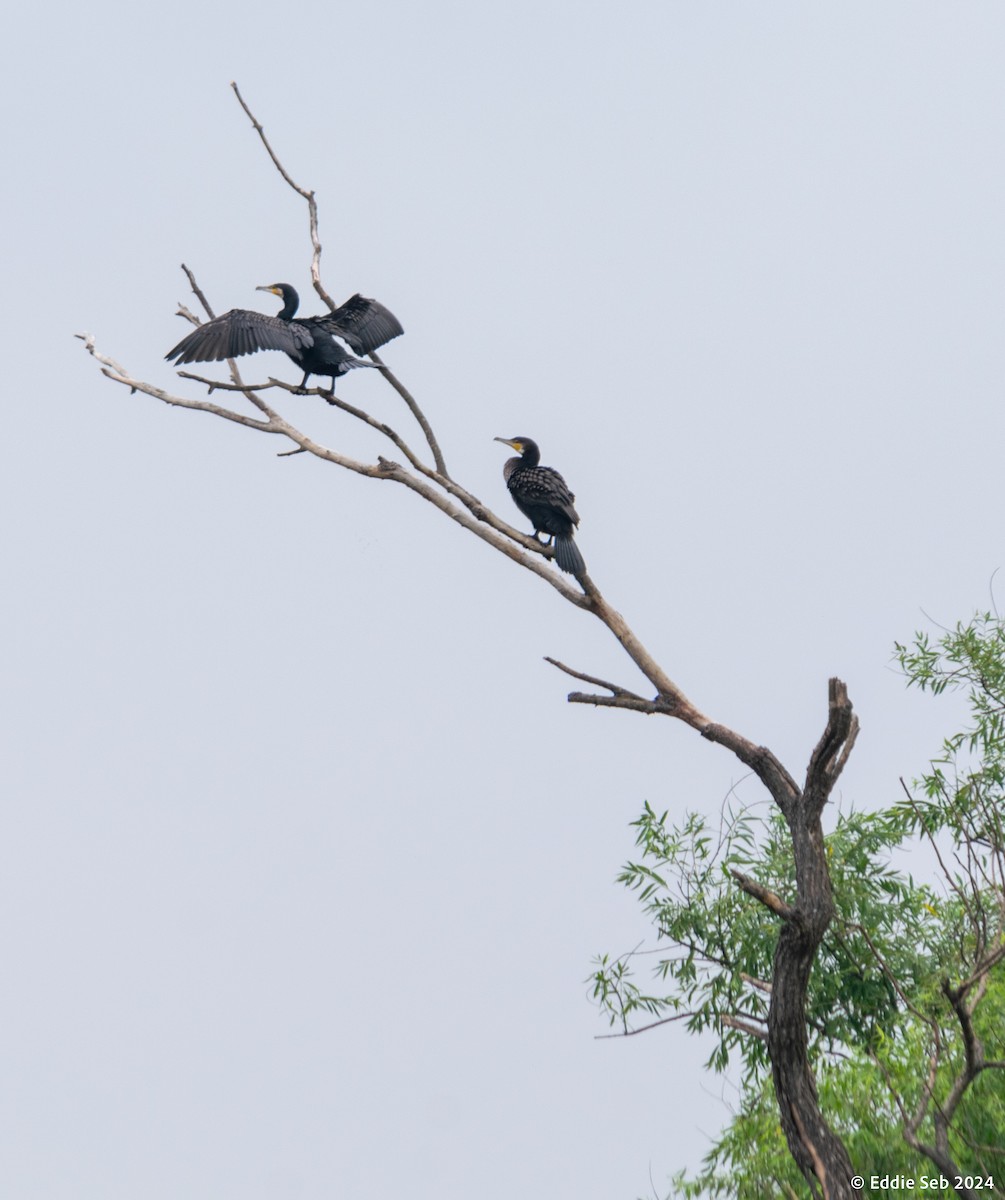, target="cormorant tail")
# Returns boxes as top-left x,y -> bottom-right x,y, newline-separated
554,536 -> 586,577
